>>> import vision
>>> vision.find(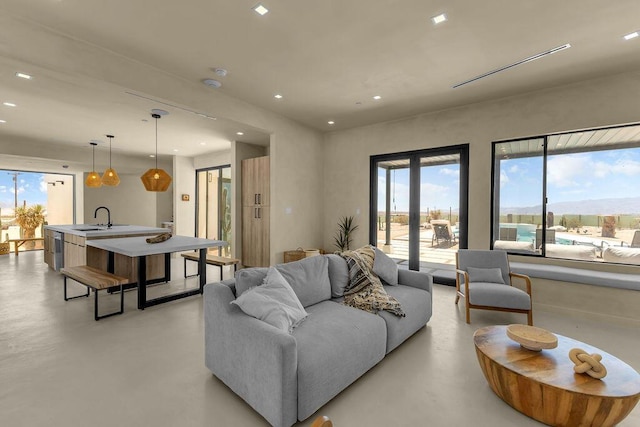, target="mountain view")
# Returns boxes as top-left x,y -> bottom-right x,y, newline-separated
501,197 -> 640,215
